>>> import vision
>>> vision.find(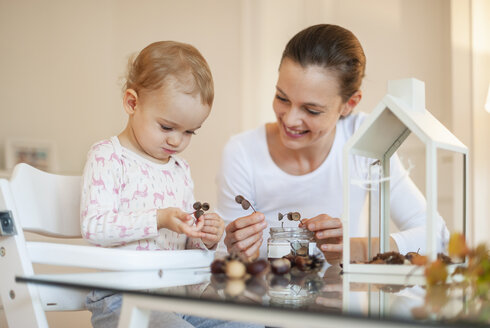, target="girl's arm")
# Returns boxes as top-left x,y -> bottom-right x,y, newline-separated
80,143 -> 159,247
